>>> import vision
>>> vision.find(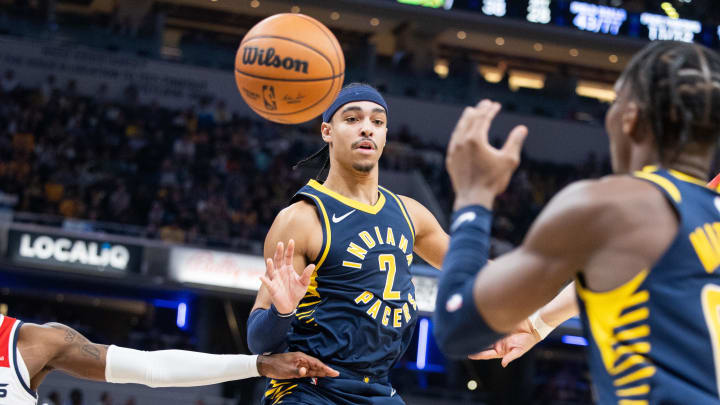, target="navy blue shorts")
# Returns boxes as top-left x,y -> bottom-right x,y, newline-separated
262,369 -> 405,405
